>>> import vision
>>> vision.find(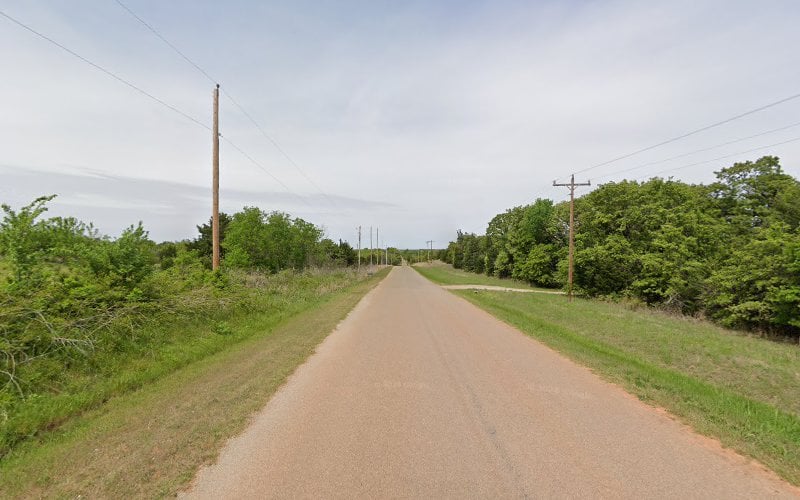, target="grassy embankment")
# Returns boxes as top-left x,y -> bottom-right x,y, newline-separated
415,262 -> 800,486
413,262 -> 546,289
0,267 -> 390,498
